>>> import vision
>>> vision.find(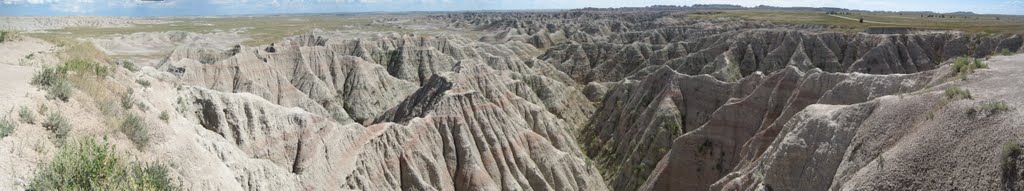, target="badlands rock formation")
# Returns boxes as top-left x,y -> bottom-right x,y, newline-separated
157,31 -> 606,190
3,7 -> 1024,191
435,10 -> 1021,191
